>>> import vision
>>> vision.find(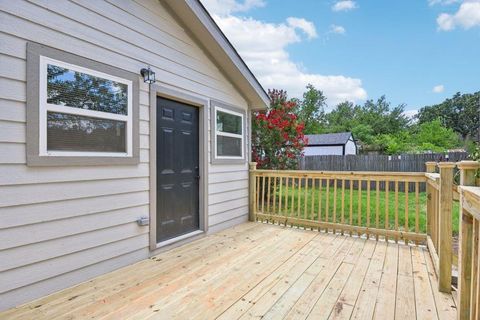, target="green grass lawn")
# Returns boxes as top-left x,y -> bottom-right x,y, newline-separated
260,184 -> 460,234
